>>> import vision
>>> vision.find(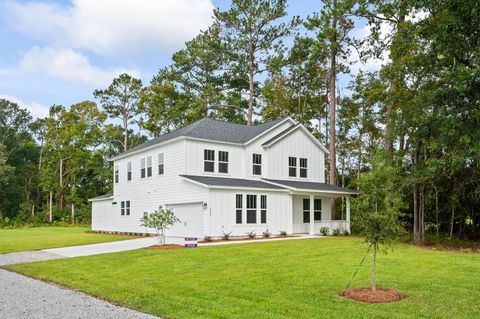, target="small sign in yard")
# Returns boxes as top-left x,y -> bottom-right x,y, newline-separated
184,237 -> 198,248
